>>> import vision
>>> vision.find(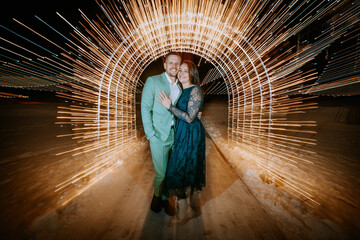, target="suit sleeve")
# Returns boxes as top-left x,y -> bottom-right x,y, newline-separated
141,77 -> 157,140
